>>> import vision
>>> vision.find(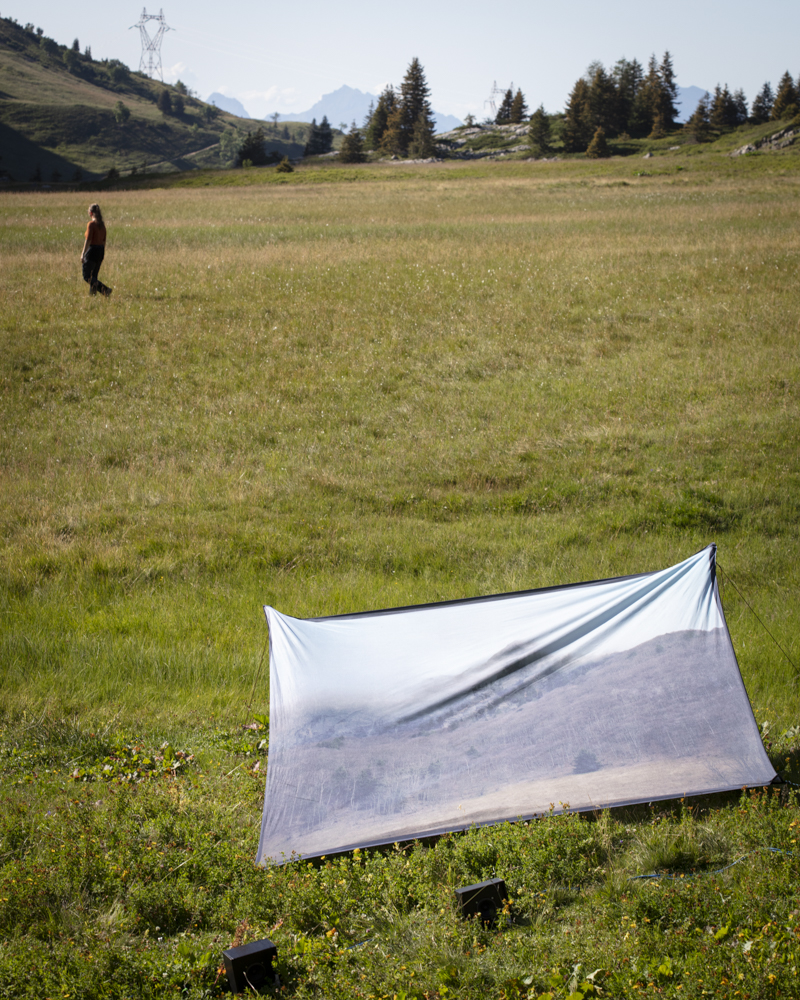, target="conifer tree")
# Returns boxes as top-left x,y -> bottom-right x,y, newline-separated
657,51 -> 679,129
304,117 -> 333,156
157,89 -> 172,115
495,88 -> 514,123
684,92 -> 710,142
339,122 -> 367,163
710,85 -> 737,130
63,48 -> 80,74
771,71 -> 799,120
363,86 -> 396,150
400,58 -> 434,134
627,78 -> 652,136
380,104 -> 405,156
304,118 -> 321,155
635,55 -> 663,136
648,112 -> 666,140
636,53 -> 679,137
408,111 -> 436,158
611,57 -> 644,135
527,105 -> 552,156
586,126 -> 610,158
750,82 -> 774,123
237,128 -> 269,166
381,58 -> 435,157
732,89 -> 748,126
363,100 -> 374,130
509,89 -> 528,123
562,77 -> 592,152
317,115 -> 333,153
586,64 -> 616,134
